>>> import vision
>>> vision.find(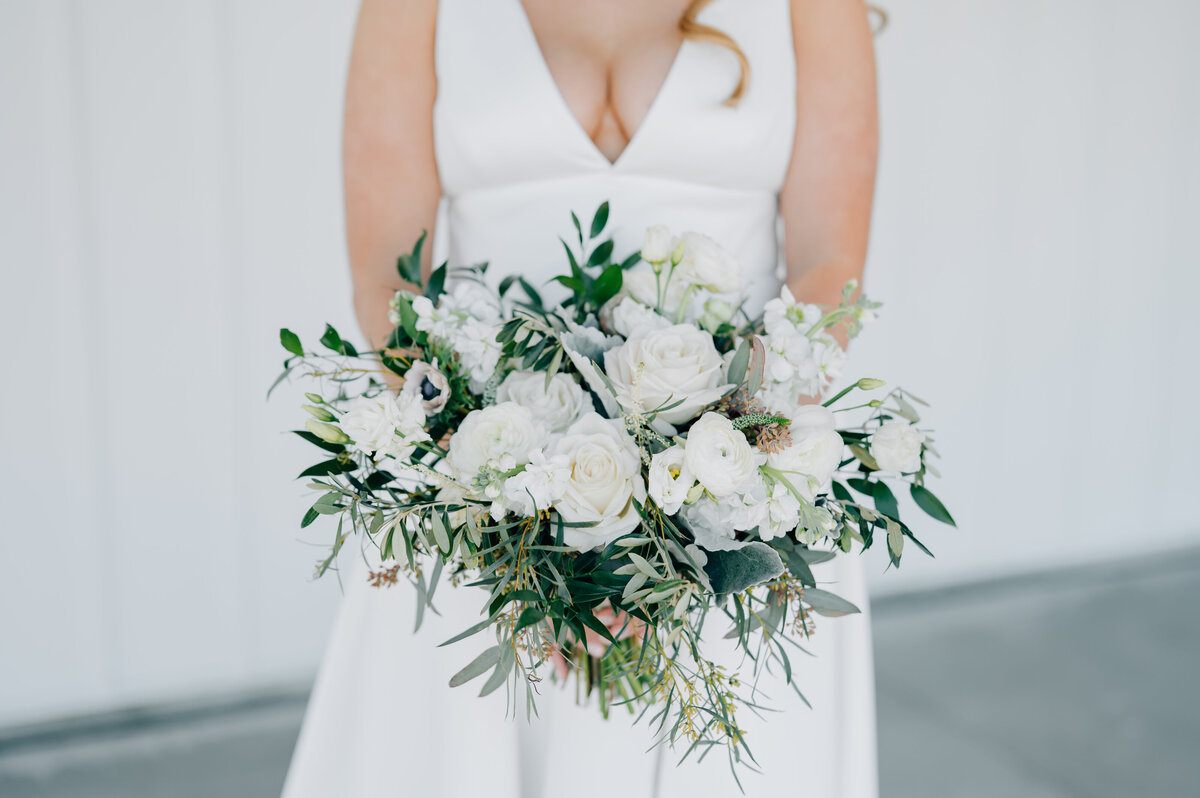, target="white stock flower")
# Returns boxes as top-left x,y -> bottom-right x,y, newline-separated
871,420 -> 926,475
607,296 -> 672,338
412,282 -> 504,393
400,360 -> 451,415
756,481 -> 803,541
683,412 -> 764,498
766,405 -> 845,499
503,449 -> 570,518
603,325 -> 732,426
496,370 -> 589,435
679,480 -> 767,552
676,232 -> 742,294
763,286 -> 825,338
647,445 -> 694,515
641,224 -> 678,265
550,414 -> 647,551
341,391 -> 430,462
447,402 -> 545,483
